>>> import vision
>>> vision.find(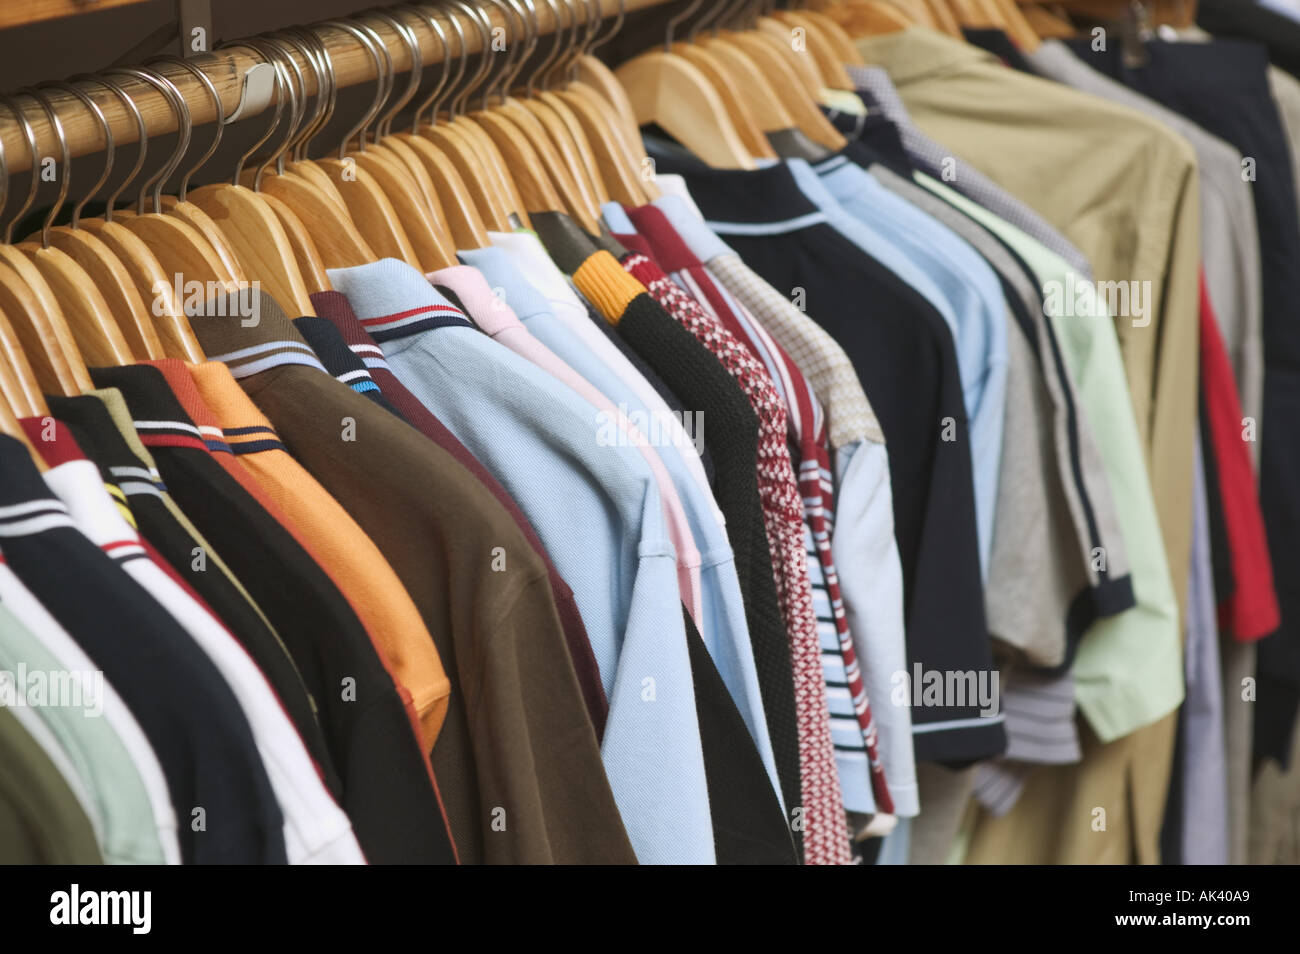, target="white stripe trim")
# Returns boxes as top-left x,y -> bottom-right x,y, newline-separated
208,339 -> 318,364
0,499 -> 70,520
704,210 -> 827,236
227,353 -> 328,379
0,512 -> 78,536
132,420 -> 203,439
912,714 -> 1007,734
